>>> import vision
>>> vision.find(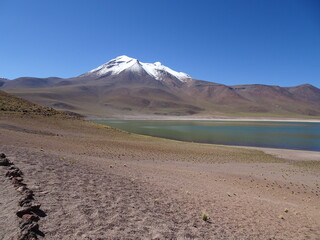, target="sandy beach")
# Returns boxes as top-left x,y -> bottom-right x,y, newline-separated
1,114 -> 319,239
